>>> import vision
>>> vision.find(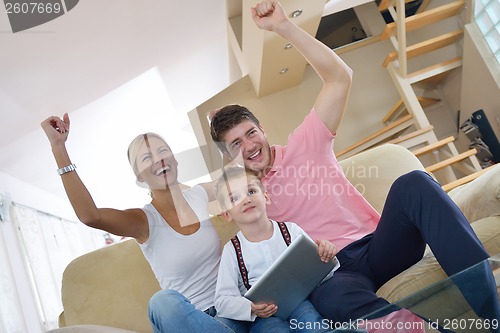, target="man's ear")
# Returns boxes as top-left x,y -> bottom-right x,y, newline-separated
259,124 -> 266,136
221,211 -> 233,223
